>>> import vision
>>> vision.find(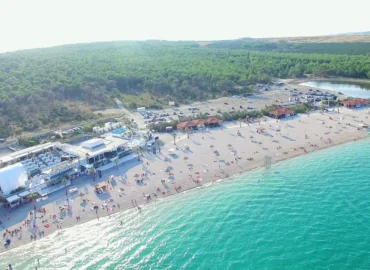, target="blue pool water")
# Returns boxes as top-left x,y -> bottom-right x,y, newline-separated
112,127 -> 127,134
